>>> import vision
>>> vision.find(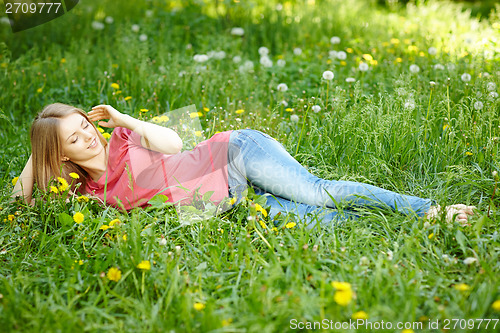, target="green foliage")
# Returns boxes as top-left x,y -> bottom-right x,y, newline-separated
0,0 -> 499,331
